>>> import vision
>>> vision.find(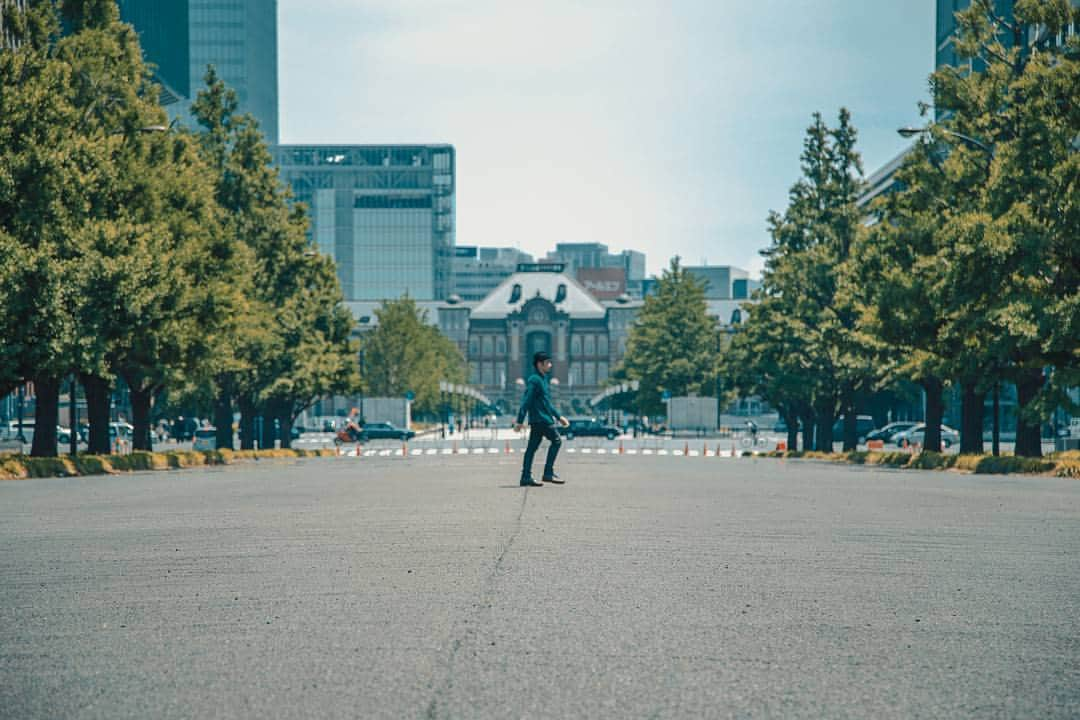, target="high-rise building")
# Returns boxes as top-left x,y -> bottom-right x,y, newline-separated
0,0 -> 28,50
274,144 -> 456,302
936,1 -> 1017,72
116,0 -> 279,143
451,246 -> 534,302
